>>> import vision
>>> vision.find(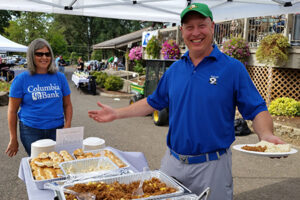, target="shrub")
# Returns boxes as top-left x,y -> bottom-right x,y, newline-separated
133,61 -> 145,75
145,37 -> 161,59
161,39 -> 180,60
269,97 -> 300,117
95,72 -> 108,88
256,34 -> 290,66
0,81 -> 11,92
221,36 -> 250,65
104,76 -> 124,91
